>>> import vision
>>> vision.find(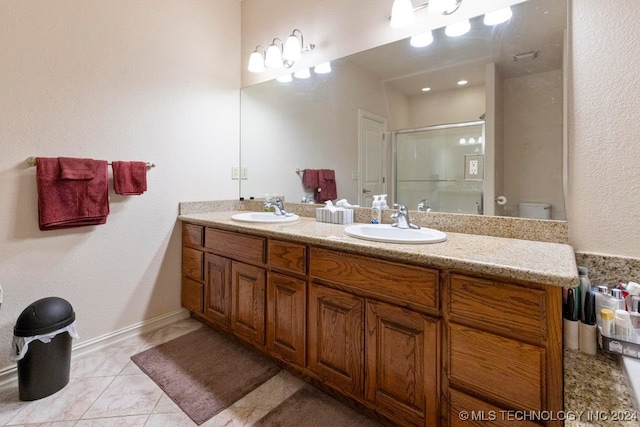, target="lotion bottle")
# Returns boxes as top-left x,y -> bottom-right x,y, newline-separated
370,196 -> 381,224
